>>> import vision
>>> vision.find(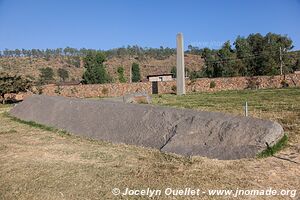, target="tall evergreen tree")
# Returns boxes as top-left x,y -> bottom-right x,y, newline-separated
171,66 -> 177,78
82,52 -> 111,84
117,66 -> 126,83
131,62 -> 141,82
